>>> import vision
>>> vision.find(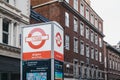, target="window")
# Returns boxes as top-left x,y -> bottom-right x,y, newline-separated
86,45 -> 89,57
74,0 -> 78,11
80,3 -> 84,16
80,22 -> 84,36
95,33 -> 98,45
96,69 -> 98,79
115,61 -> 117,70
91,14 -> 94,25
73,60 -> 79,78
99,52 -> 102,62
105,57 -> 107,68
65,12 -> 69,27
80,62 -> 85,78
99,38 -> 102,47
3,20 -> 9,44
99,23 -> 102,32
74,17 -> 78,32
65,35 -> 70,50
95,49 -> 98,61
86,67 -> 90,78
74,37 -> 78,53
86,9 -> 89,20
91,66 -> 95,78
80,41 -> 84,55
86,26 -> 89,39
65,0 -> 69,3
113,60 -> 114,69
95,18 -> 98,28
91,30 -> 94,42
91,47 -> 94,59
